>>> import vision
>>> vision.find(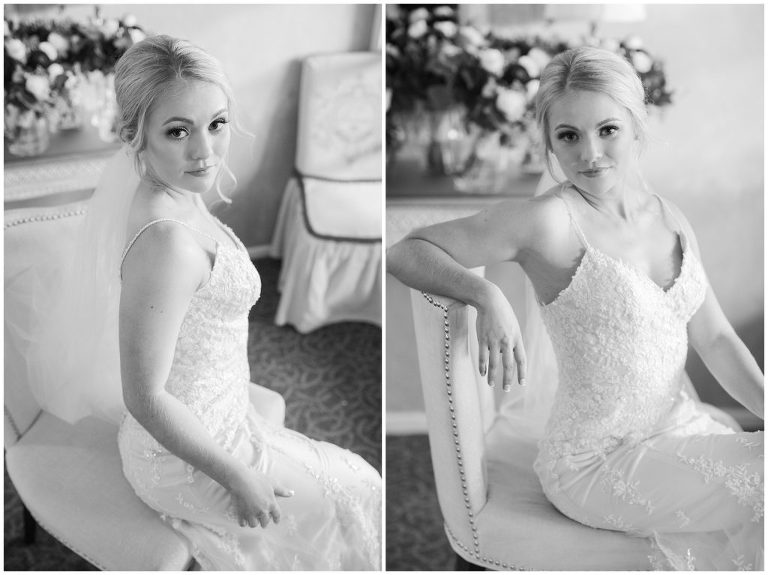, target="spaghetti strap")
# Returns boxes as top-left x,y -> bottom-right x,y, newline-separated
653,193 -> 684,231
556,184 -> 591,249
120,218 -> 218,278
652,193 -> 690,249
